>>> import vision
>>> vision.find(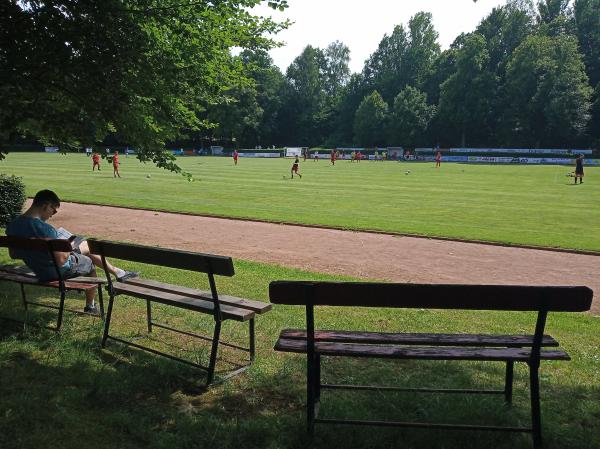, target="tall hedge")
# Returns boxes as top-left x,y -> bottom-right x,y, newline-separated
0,174 -> 26,227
